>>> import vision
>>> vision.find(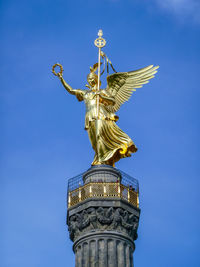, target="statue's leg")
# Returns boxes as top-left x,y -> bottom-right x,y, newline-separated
87,121 -> 99,165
